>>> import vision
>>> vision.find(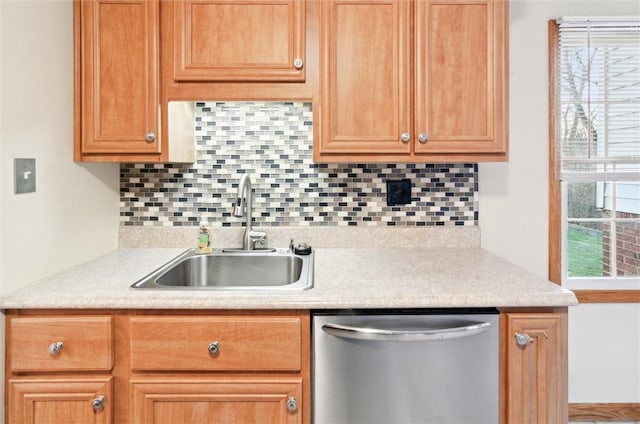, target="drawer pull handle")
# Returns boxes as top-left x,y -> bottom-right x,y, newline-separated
208,341 -> 220,356
286,396 -> 298,412
48,341 -> 64,356
91,395 -> 105,412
